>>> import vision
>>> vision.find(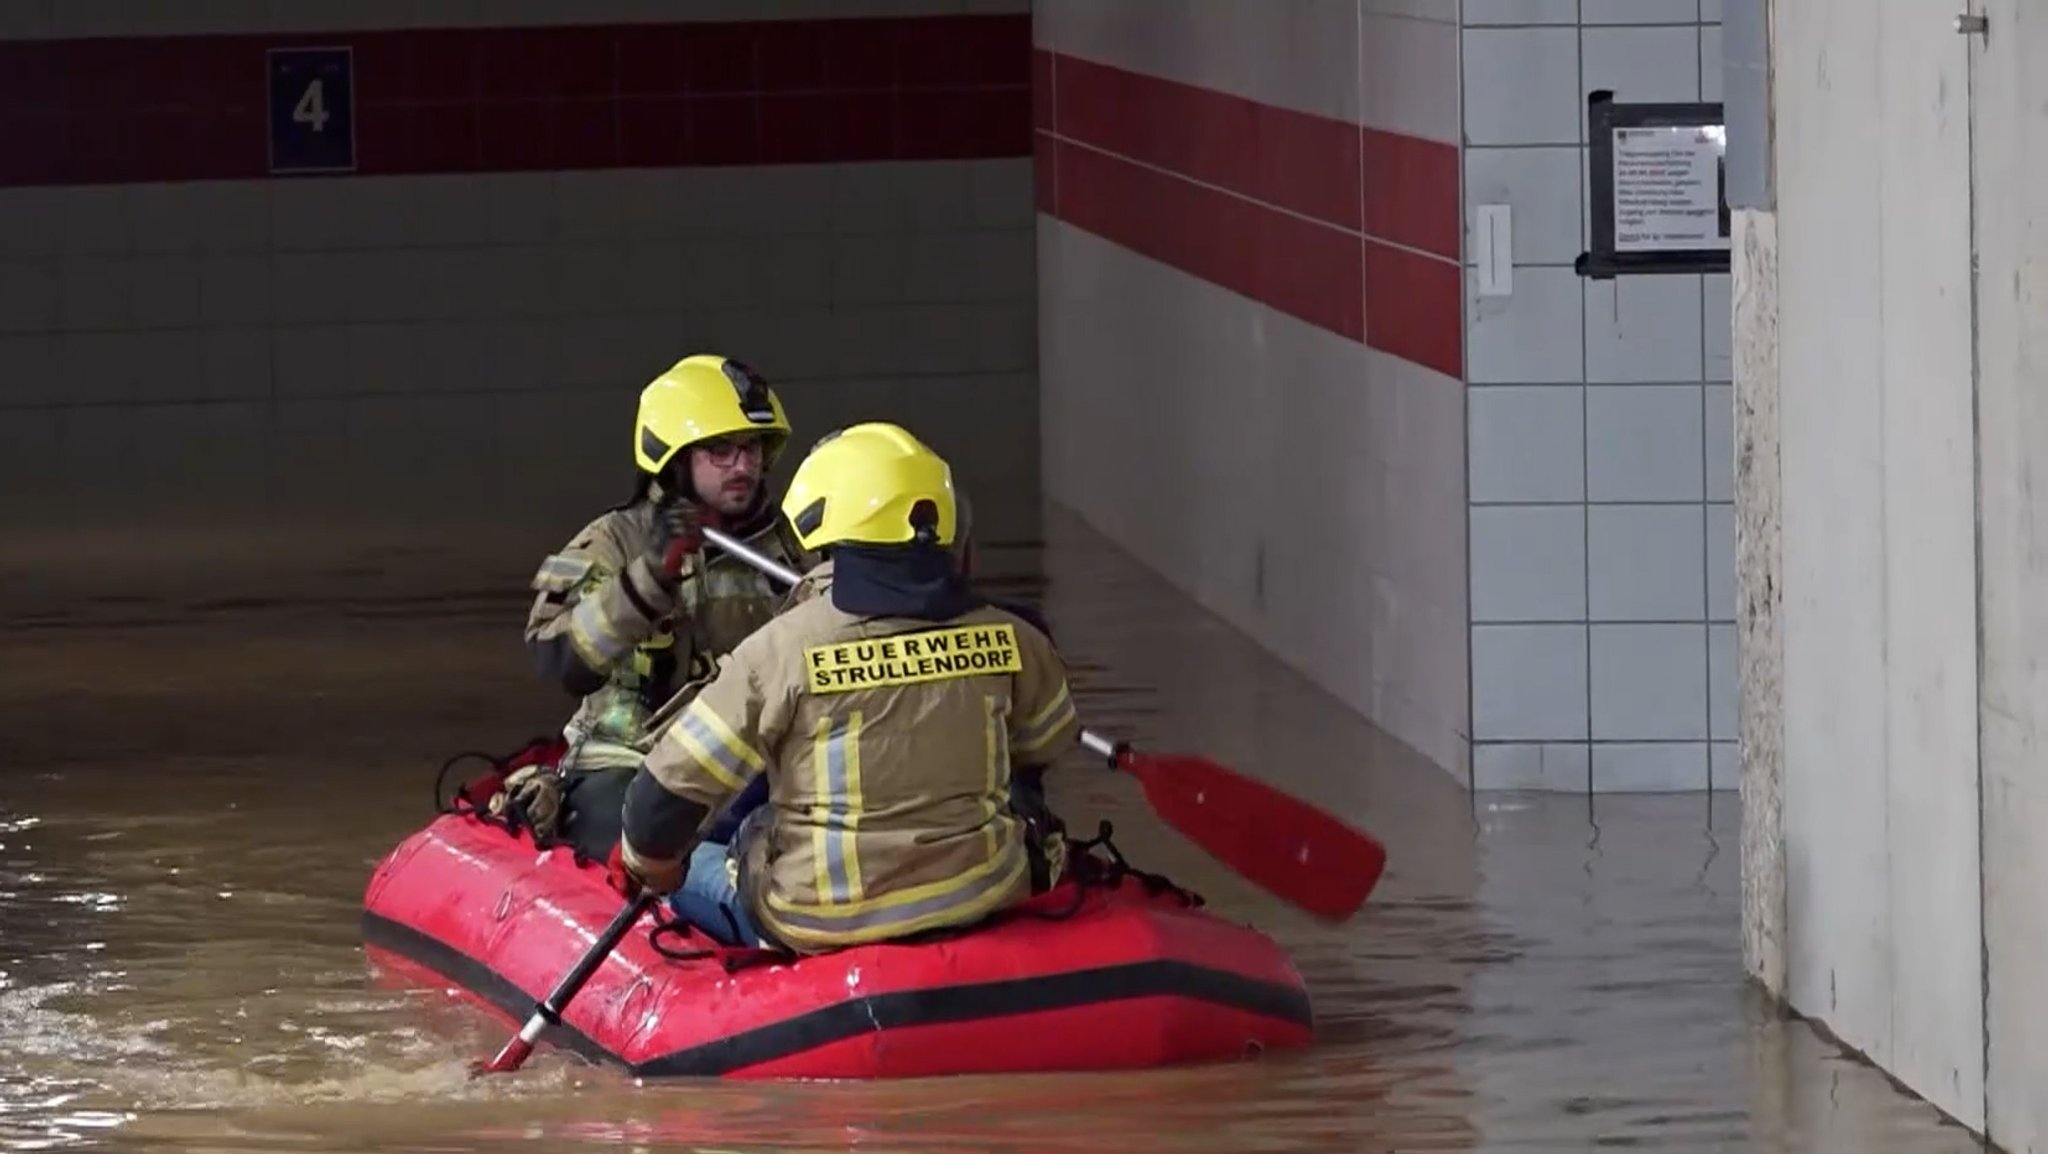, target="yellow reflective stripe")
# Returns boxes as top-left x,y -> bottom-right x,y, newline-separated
765,831 -> 1019,921
691,699 -> 765,772
1010,683 -> 1076,757
760,850 -> 1030,949
568,594 -> 635,665
982,694 -> 1004,860
811,712 -> 866,904
537,553 -> 591,585
668,703 -> 760,793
